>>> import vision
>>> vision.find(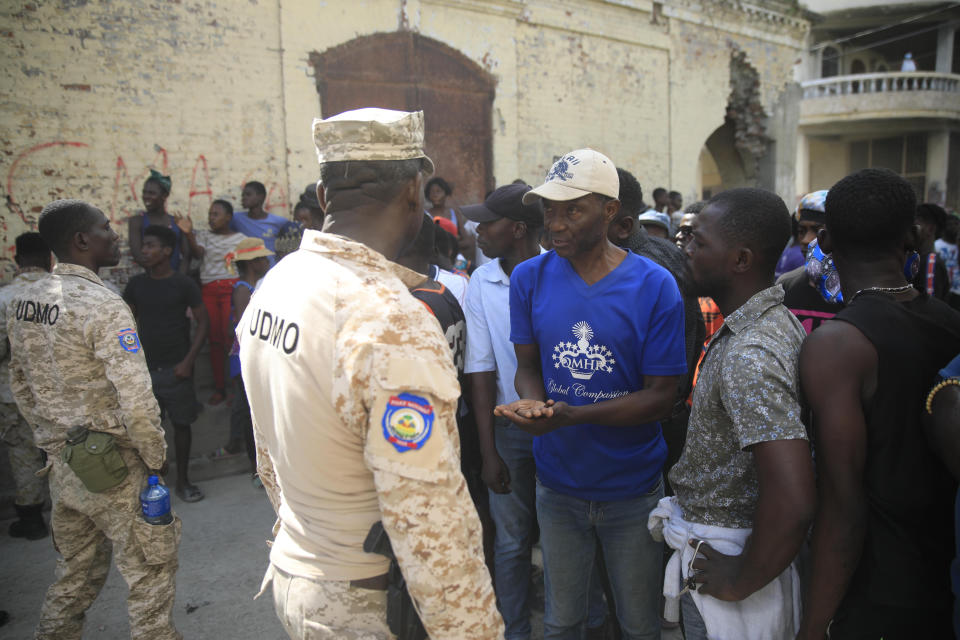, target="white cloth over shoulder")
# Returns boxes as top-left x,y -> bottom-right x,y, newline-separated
647,496 -> 801,640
